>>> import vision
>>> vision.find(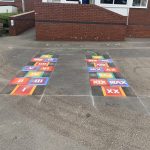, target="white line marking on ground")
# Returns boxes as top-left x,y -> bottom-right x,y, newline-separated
90,94 -> 96,108
38,92 -> 45,103
0,94 -> 91,96
130,86 -> 150,116
38,56 -> 59,103
107,52 -> 150,116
